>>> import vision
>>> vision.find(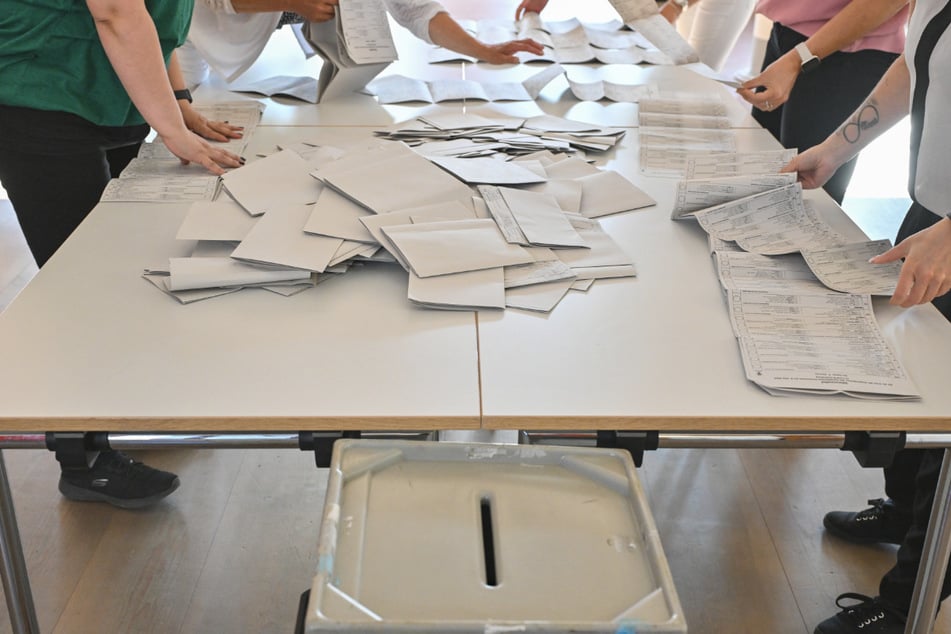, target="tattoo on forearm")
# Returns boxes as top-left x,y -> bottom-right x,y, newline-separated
842,103 -> 880,144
